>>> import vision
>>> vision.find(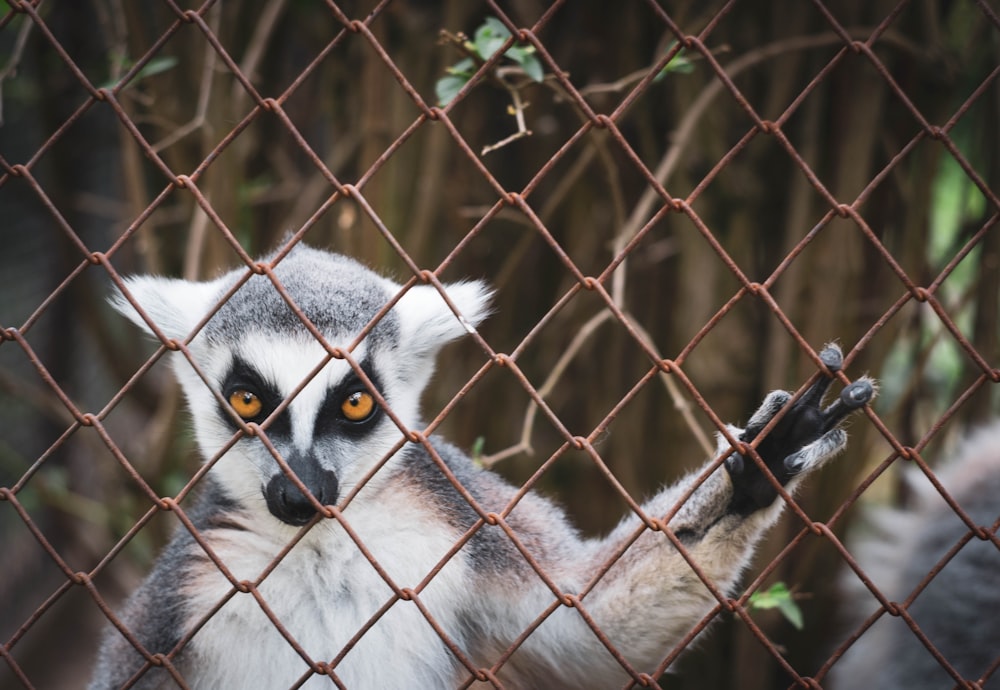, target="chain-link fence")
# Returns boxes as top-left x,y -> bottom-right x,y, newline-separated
1,1 -> 998,688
